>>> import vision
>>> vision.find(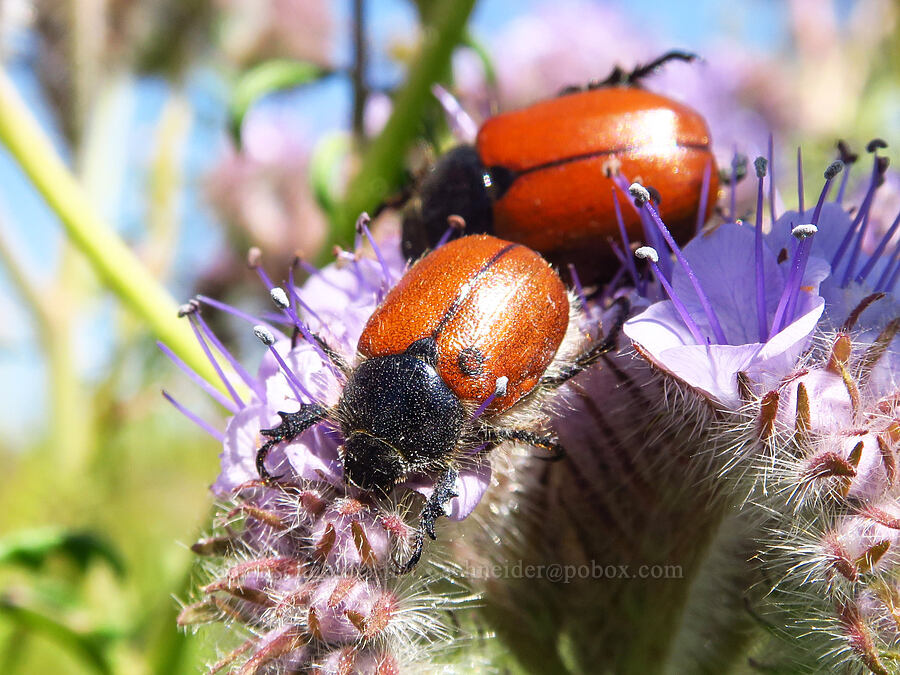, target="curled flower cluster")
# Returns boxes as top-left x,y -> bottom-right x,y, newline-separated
622,140 -> 900,672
